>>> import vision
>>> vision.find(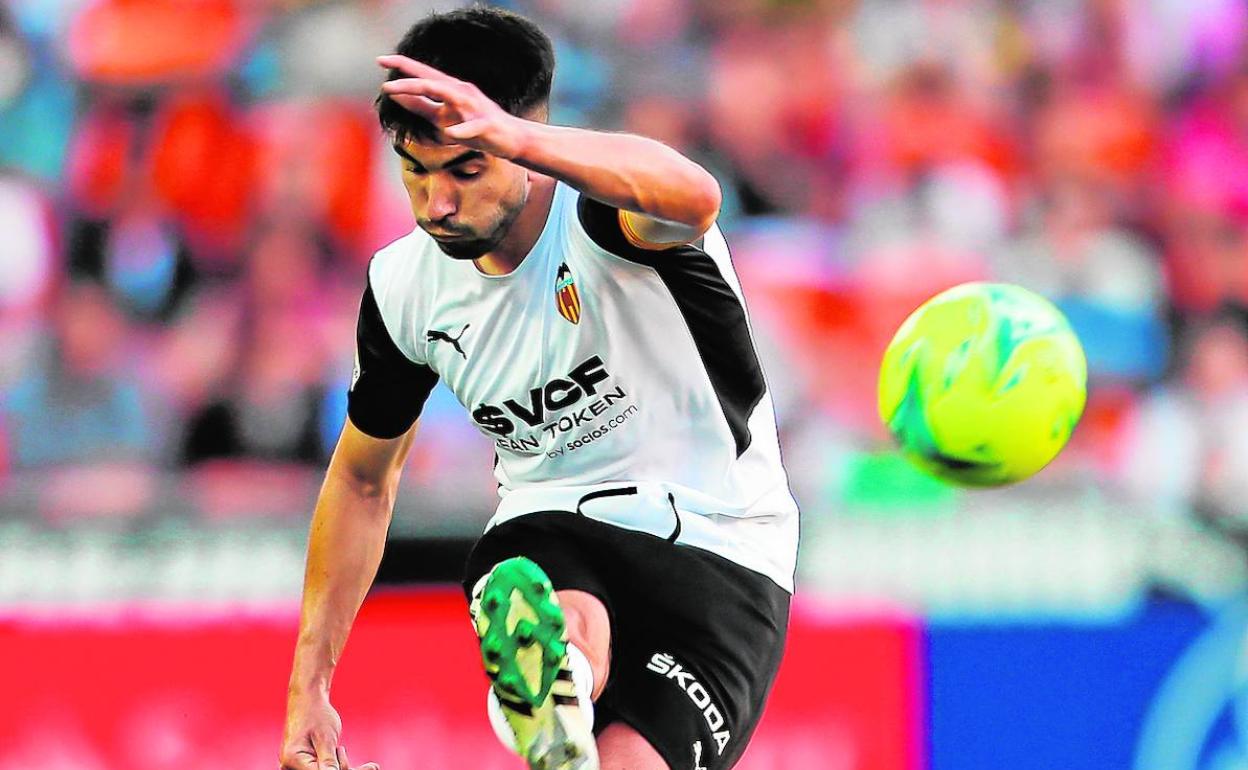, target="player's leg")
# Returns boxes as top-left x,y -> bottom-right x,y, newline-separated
472,565 -> 666,769
554,589 -> 610,699
545,593 -> 669,769
559,593 -> 673,769
462,511 -> 789,770
470,556 -> 600,769
596,723 -> 670,770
